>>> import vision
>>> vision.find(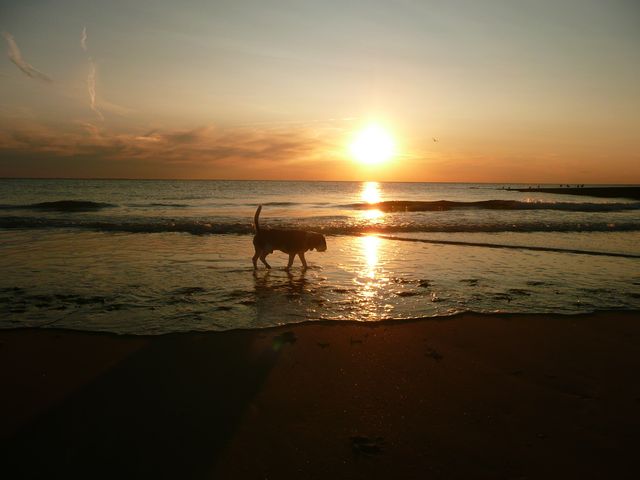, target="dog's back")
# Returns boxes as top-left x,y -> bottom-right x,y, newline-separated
254,227 -> 310,254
